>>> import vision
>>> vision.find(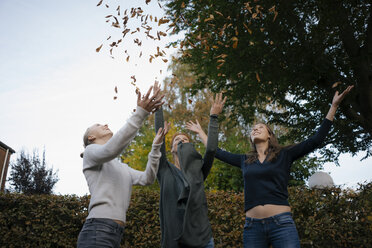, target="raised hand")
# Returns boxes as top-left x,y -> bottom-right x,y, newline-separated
210,92 -> 227,115
326,85 -> 354,121
186,120 -> 203,134
332,85 -> 354,107
137,83 -> 165,113
153,121 -> 170,144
